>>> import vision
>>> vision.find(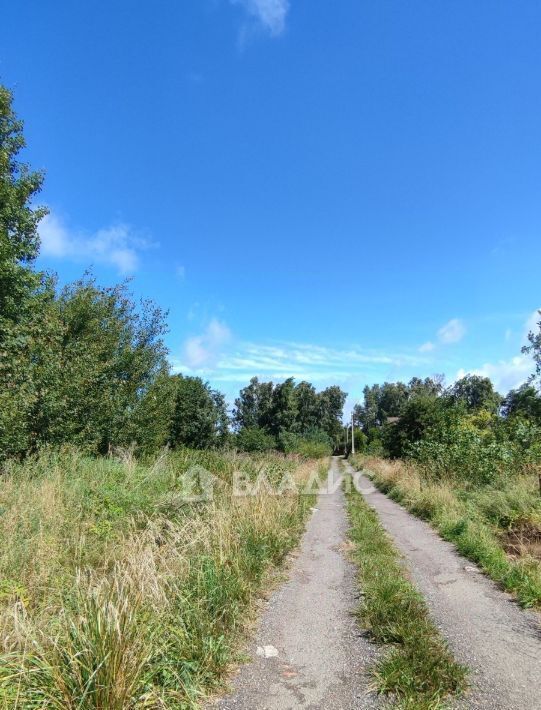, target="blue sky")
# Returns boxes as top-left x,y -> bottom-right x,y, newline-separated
2,0 -> 540,411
